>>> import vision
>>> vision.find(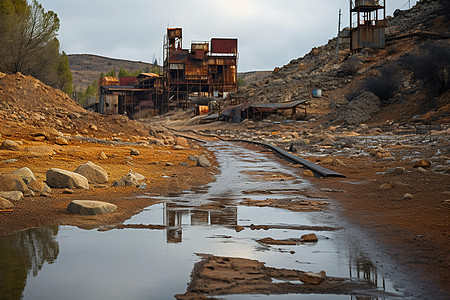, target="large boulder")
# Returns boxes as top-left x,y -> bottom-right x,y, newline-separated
0,174 -> 28,192
0,140 -> 20,151
11,167 -> 36,184
75,161 -> 108,184
46,168 -> 89,190
67,200 -> 117,215
339,92 -> 381,125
